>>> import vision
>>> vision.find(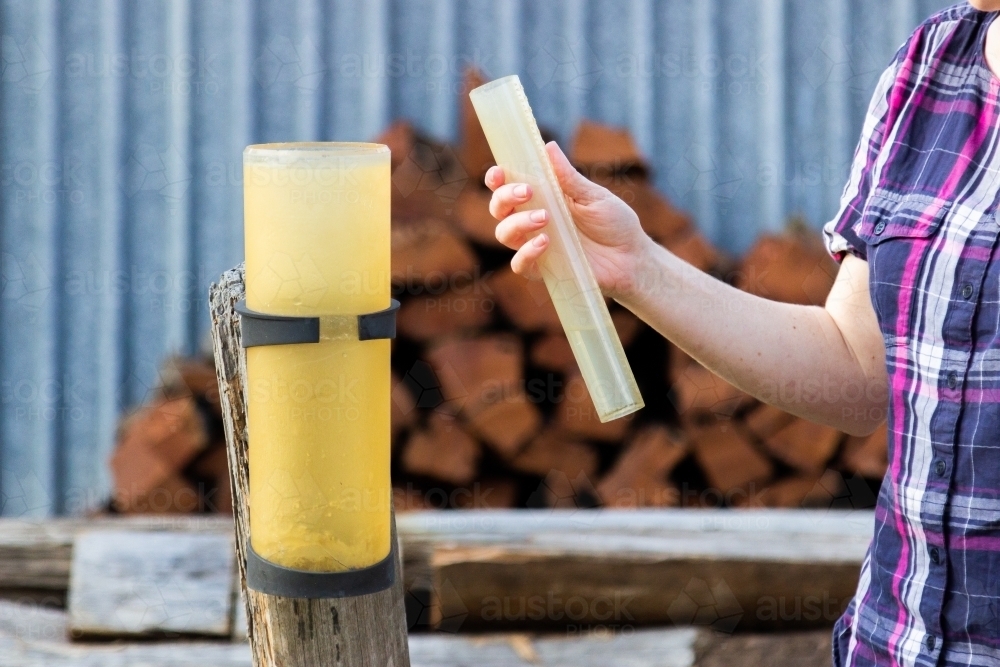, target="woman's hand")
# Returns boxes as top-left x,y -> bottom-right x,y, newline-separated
485,142 -> 653,301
